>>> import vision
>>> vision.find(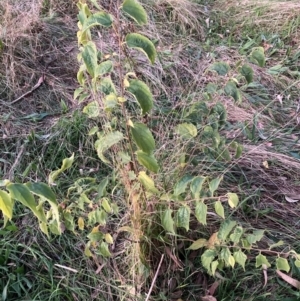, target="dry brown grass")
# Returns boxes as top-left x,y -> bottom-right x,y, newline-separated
0,0 -> 78,137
